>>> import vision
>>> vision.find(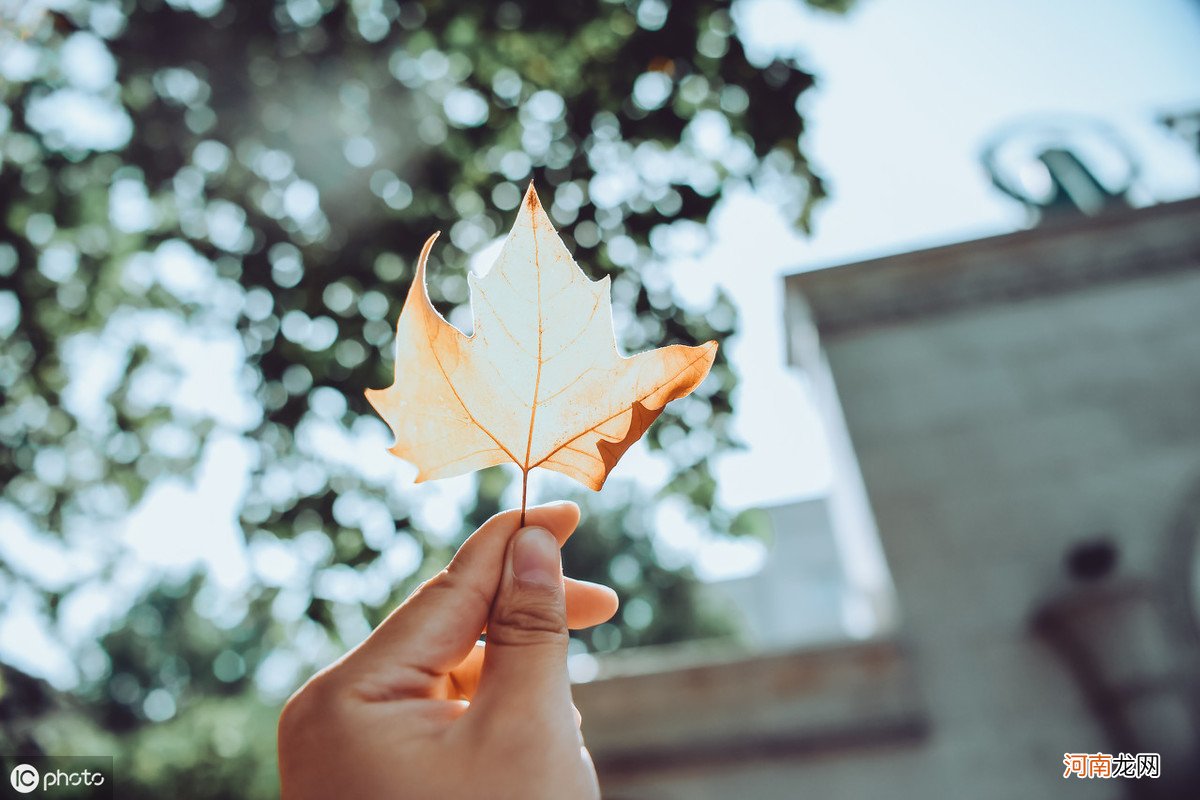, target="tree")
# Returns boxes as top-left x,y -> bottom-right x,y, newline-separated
0,0 -> 841,795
